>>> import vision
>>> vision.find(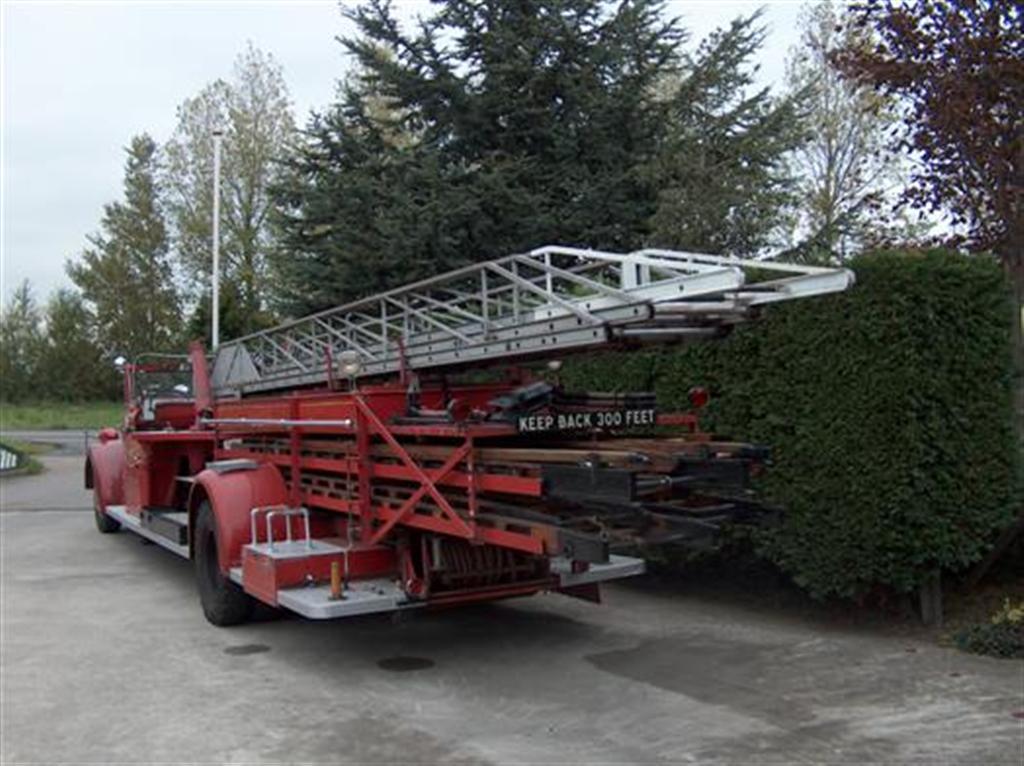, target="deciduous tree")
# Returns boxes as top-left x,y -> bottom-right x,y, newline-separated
784,1 -> 901,263
835,0 -> 1024,434
164,42 -> 294,335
